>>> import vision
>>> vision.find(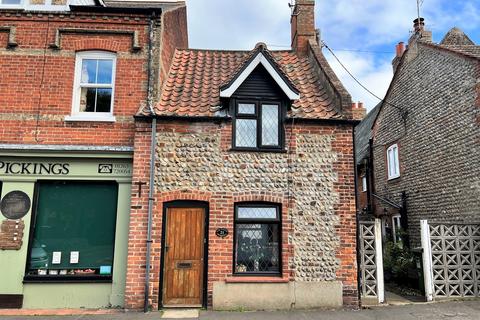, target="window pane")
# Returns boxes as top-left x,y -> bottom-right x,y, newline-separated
238,103 -> 255,115
235,224 -> 280,273
393,147 -> 399,175
2,0 -> 21,4
81,59 -> 98,84
97,60 -> 113,84
237,206 -> 277,219
96,88 -> 112,112
80,87 -> 96,112
261,104 -> 279,146
235,119 -> 257,148
27,181 -> 118,276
